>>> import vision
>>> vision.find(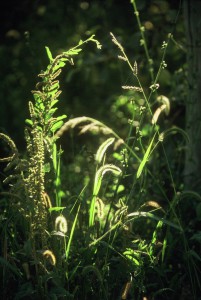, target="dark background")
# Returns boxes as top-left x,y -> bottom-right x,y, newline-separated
0,0 -> 185,150
2,2 -> 201,299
